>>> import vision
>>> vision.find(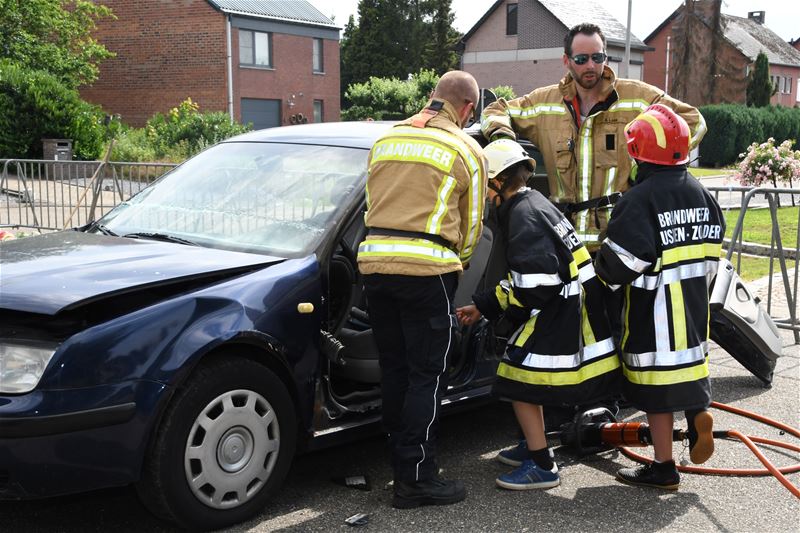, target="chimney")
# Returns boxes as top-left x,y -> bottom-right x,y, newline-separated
748,11 -> 765,24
